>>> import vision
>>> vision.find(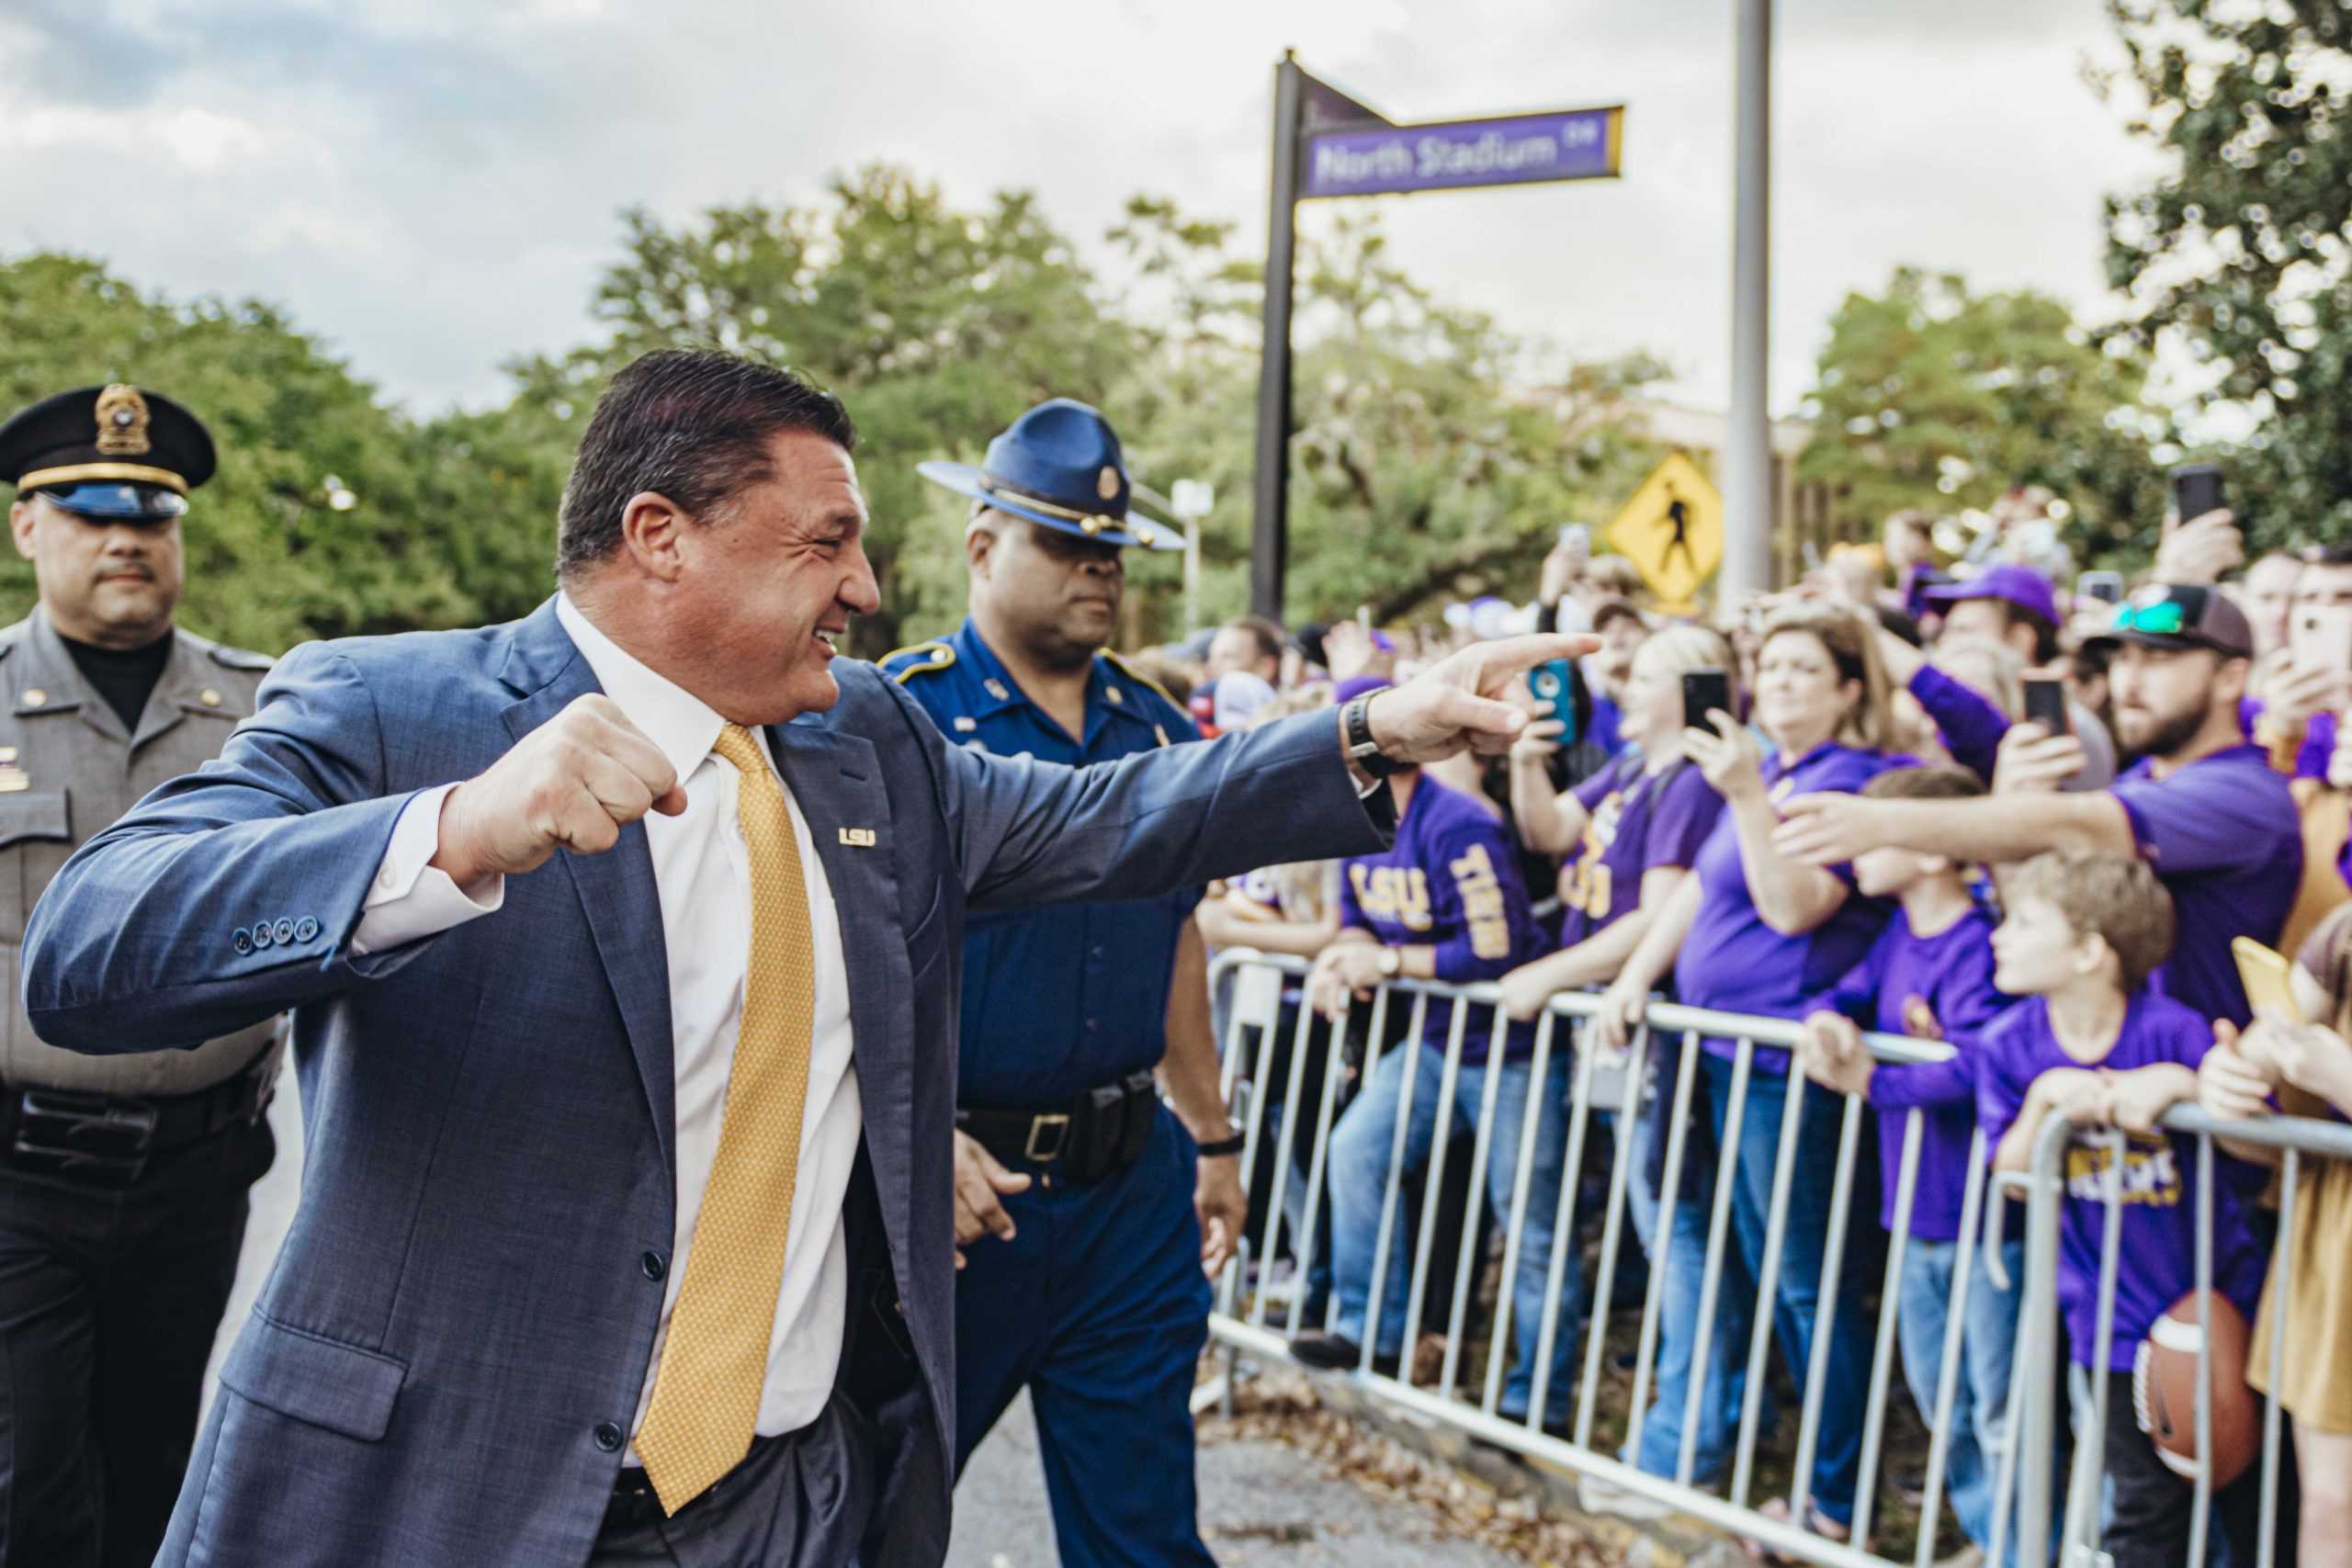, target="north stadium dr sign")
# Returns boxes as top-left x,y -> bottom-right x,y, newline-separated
1301,107 -> 1623,199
